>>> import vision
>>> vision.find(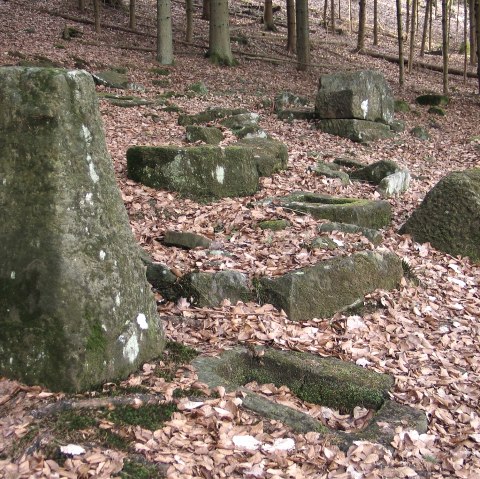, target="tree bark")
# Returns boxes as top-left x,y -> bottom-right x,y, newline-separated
357,0 -> 366,52
296,0 -> 310,70
323,0 -> 329,30
129,0 -> 136,30
157,0 -> 174,64
408,0 -> 418,72
209,0 -> 235,65
470,0 -> 477,64
442,0 -> 449,93
420,0 -> 431,56
93,0 -> 101,33
186,0 -> 194,42
331,0 -> 336,34
264,0 -> 276,30
78,0 -> 85,10
406,0 -> 410,38
464,0 -> 468,81
476,0 -> 480,91
202,0 -> 210,20
373,0 -> 378,45
396,0 -> 405,85
286,0 -> 296,52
